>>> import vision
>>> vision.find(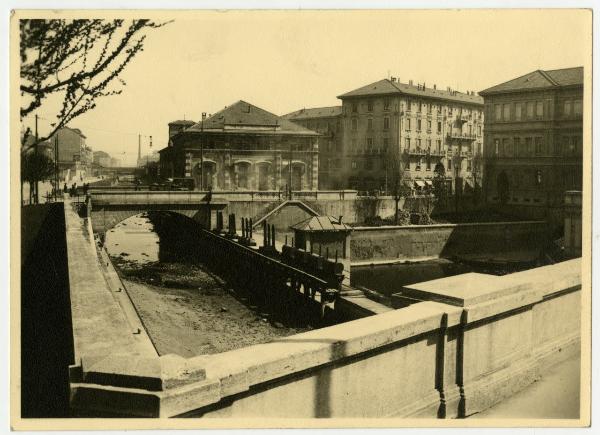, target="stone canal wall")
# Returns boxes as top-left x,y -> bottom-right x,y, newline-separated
21,203 -> 74,417
350,220 -> 550,264
68,258 -> 581,418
